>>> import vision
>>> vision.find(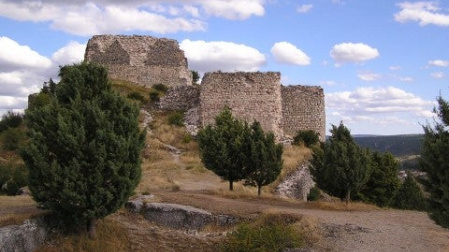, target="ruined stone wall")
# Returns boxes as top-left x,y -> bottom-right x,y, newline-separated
159,85 -> 200,111
84,35 -> 192,88
281,85 -> 325,141
200,72 -> 283,137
